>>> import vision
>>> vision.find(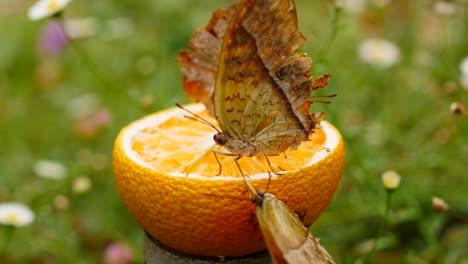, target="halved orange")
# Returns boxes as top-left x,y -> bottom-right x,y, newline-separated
113,103 -> 345,257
